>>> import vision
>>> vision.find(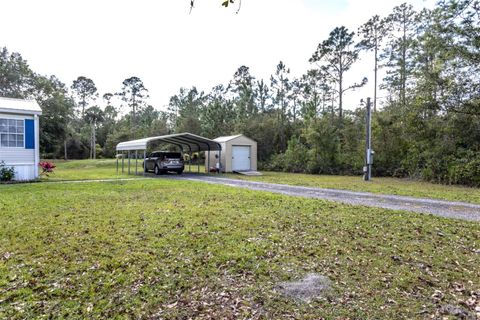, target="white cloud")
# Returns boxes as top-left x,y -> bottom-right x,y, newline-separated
0,0 -> 435,112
